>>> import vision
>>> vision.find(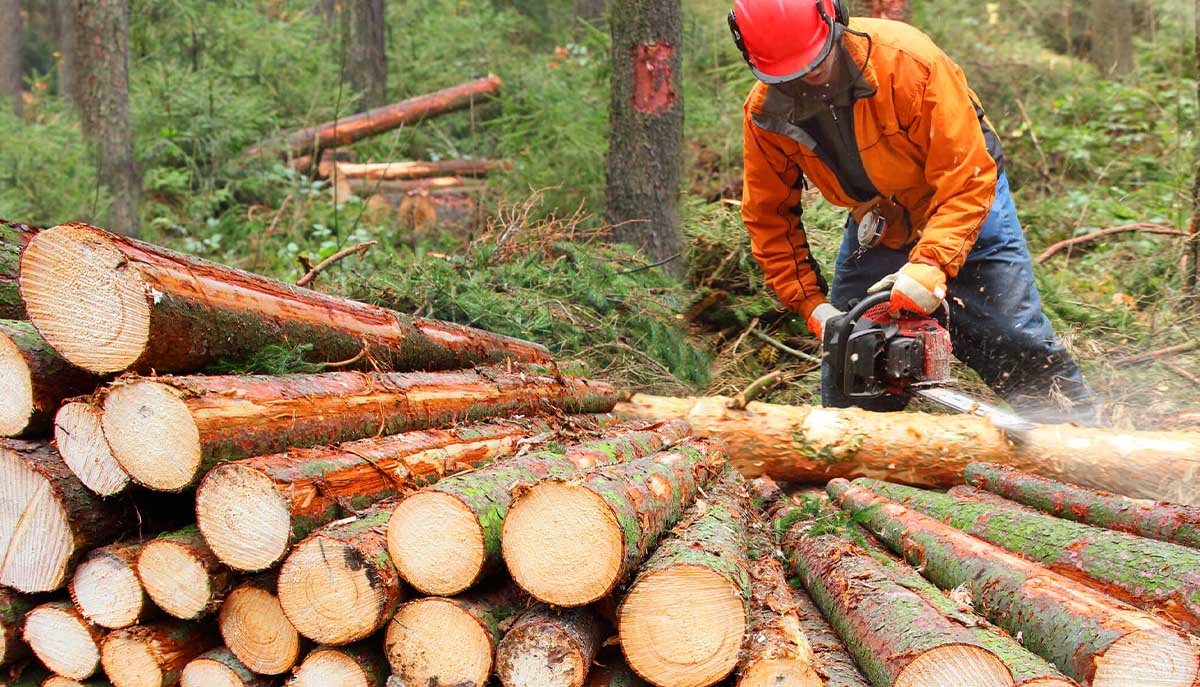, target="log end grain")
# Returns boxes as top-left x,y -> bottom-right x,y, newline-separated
196,464 -> 291,572
738,657 -> 824,687
502,482 -> 622,606
55,402 -> 129,496
180,658 -> 247,687
384,598 -> 493,687
19,223 -> 151,374
387,490 -> 485,596
277,535 -> 397,645
0,325 -> 34,436
102,381 -> 202,492
100,632 -> 166,687
71,547 -> 146,628
1092,628 -> 1199,687
137,539 -> 218,620
42,677 -> 101,687
893,645 -> 1011,687
22,602 -> 102,680
288,647 -> 380,687
219,582 -> 302,675
618,565 -> 746,687
495,610 -> 601,687
0,444 -> 74,591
